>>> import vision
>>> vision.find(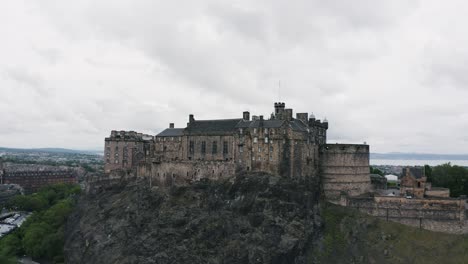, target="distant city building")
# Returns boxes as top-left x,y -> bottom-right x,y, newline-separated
0,158 -> 77,194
